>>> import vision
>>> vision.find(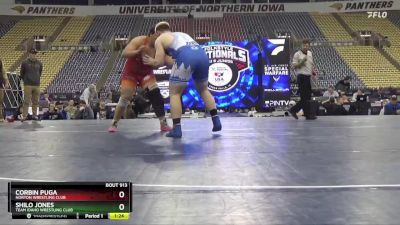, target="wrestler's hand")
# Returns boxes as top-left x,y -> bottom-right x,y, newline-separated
137,45 -> 145,52
142,54 -> 155,66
